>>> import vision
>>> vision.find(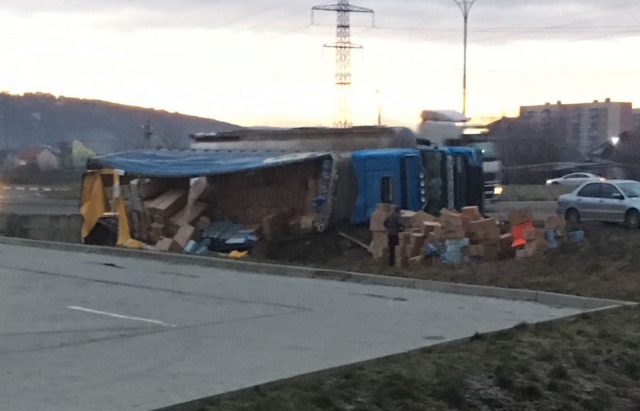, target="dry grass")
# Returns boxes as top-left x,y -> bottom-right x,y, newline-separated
255,222 -> 640,303
499,185 -> 573,202
202,306 -> 640,411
